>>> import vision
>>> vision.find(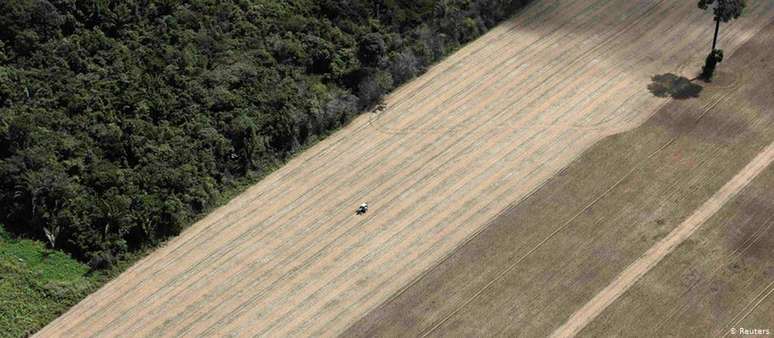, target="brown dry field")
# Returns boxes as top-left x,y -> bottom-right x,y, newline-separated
579,161 -> 774,337
346,19 -> 774,338
37,1 -> 774,337
560,141 -> 774,338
